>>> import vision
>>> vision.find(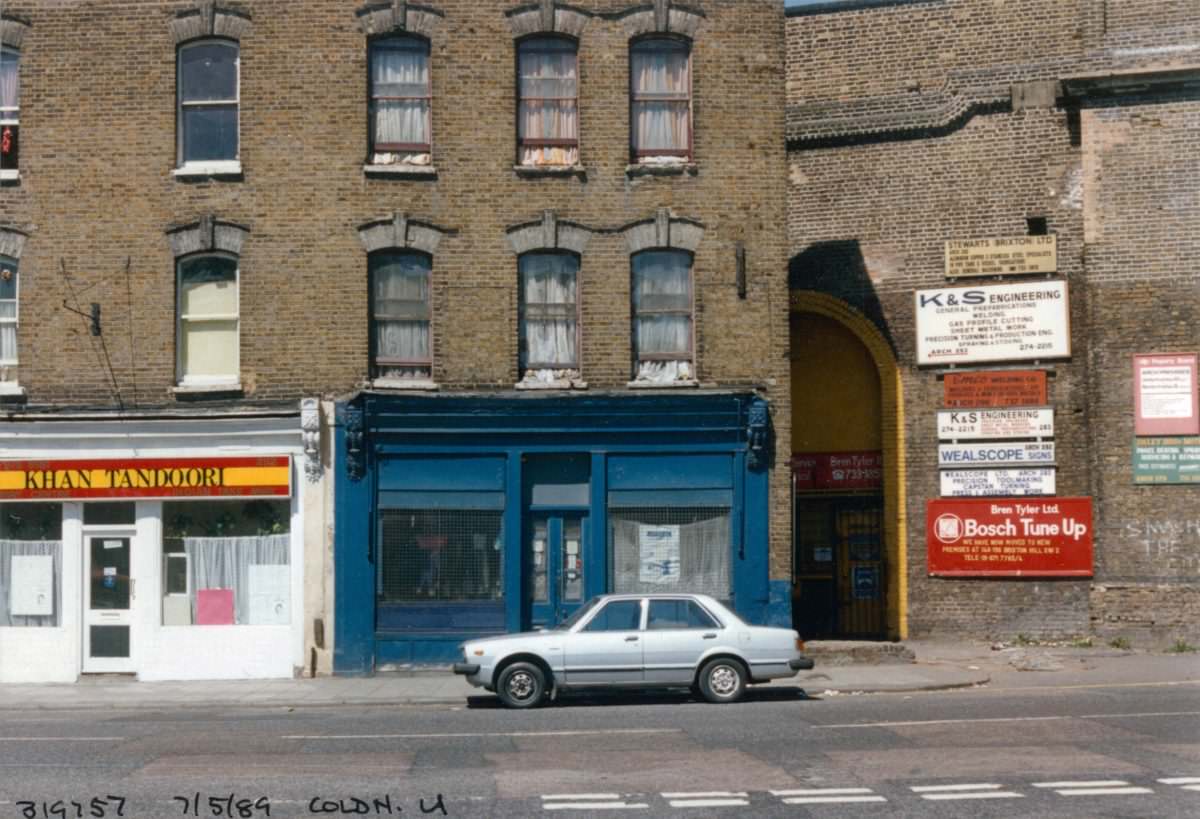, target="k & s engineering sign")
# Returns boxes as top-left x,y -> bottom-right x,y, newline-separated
915,281 -> 1070,365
